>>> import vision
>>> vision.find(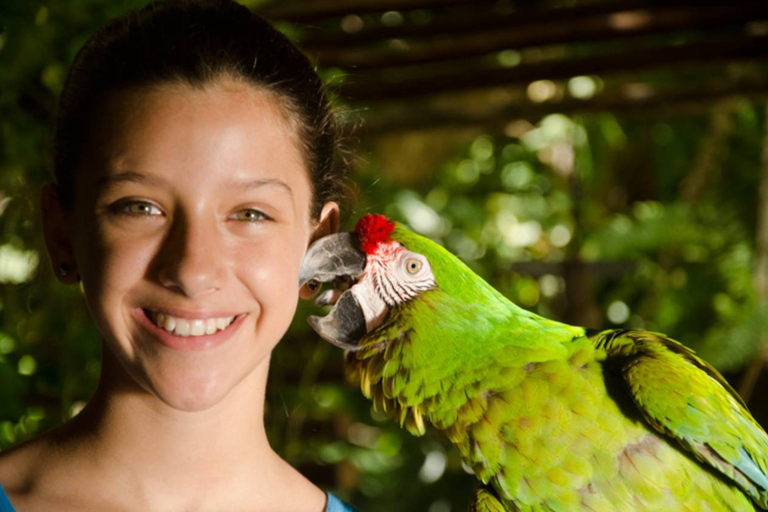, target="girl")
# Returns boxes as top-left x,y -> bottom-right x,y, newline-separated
0,1 -> 357,510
